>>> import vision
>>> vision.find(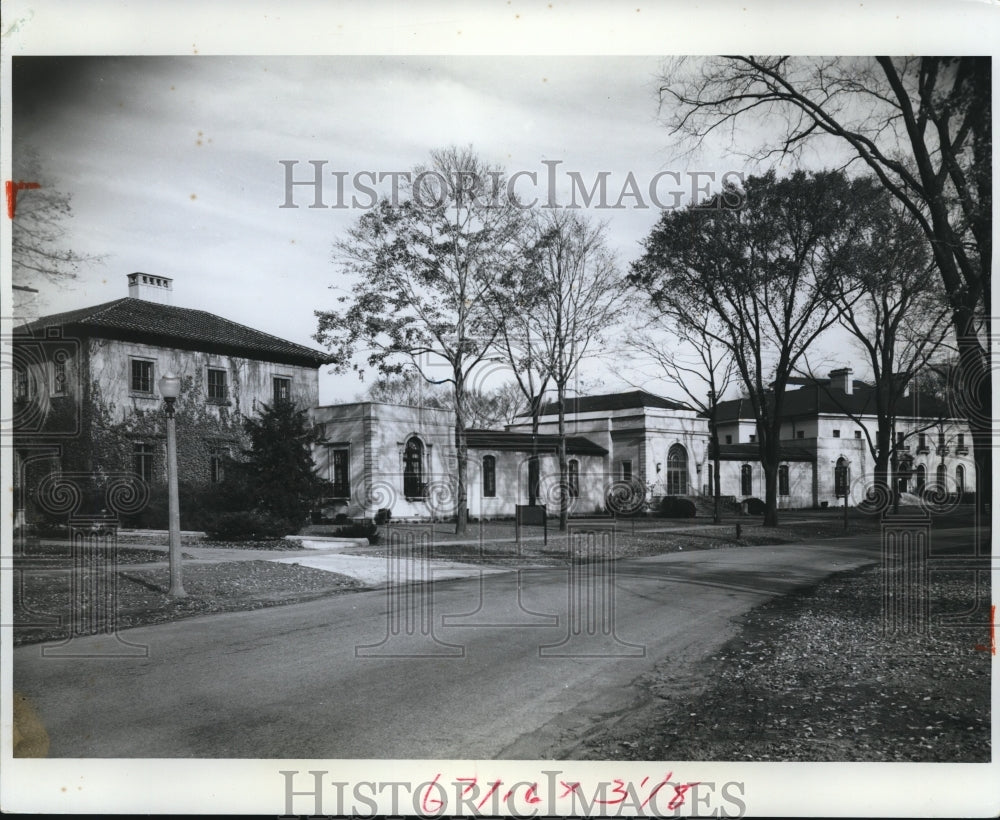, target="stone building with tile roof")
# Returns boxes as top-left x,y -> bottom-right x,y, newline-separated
12,273 -> 329,527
